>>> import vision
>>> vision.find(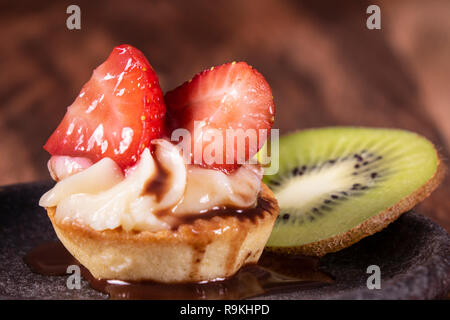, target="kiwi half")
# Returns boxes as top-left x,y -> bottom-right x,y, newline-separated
263,127 -> 445,257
